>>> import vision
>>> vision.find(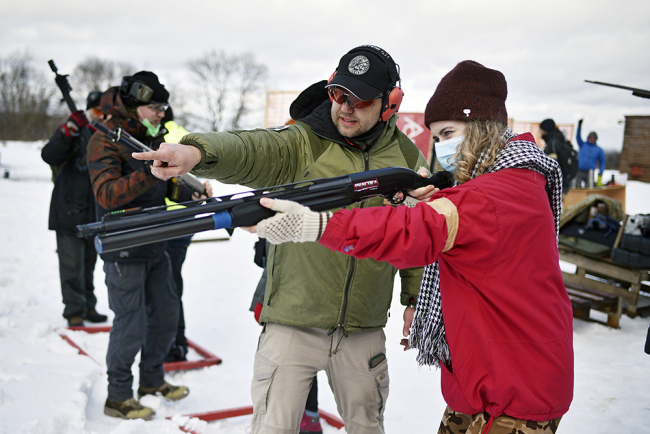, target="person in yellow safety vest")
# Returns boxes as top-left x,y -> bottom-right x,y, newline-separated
163,107 -> 191,144
162,106 -> 212,362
